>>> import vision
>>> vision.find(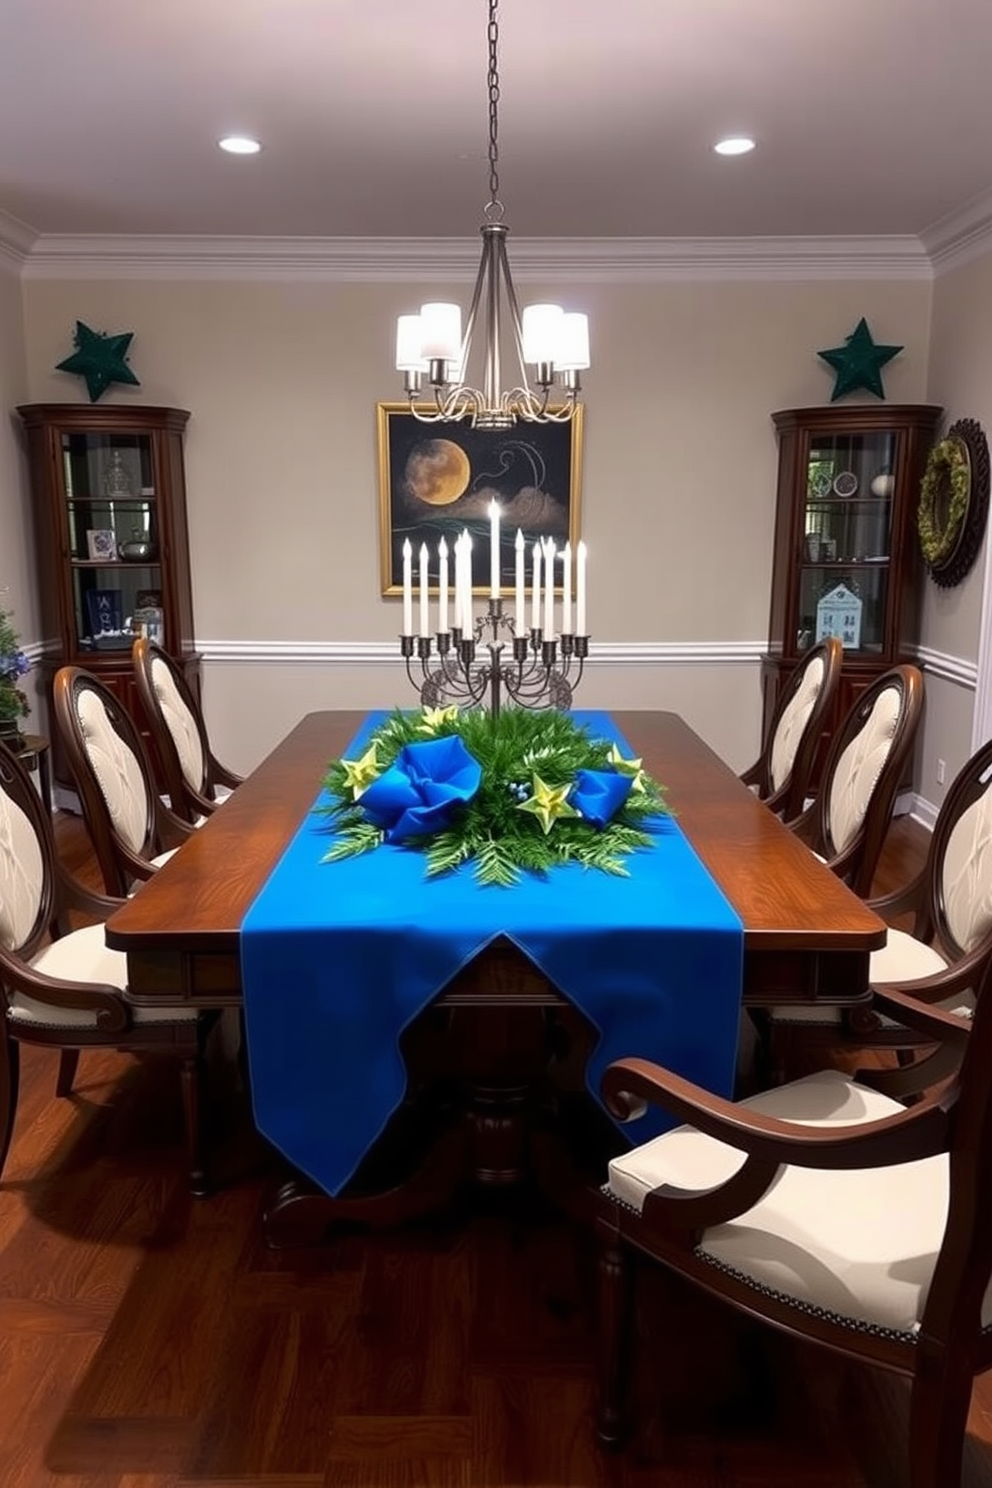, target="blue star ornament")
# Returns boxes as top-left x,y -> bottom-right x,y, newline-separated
817,317 -> 902,402
55,321 -> 140,402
